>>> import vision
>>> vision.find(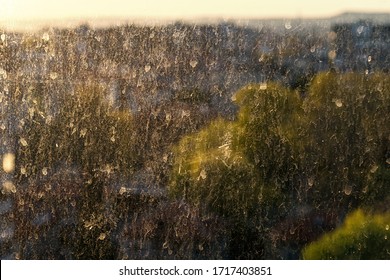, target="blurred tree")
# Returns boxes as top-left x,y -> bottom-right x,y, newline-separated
301,72 -> 390,214
16,83 -> 137,180
169,83 -> 303,258
302,209 -> 390,259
